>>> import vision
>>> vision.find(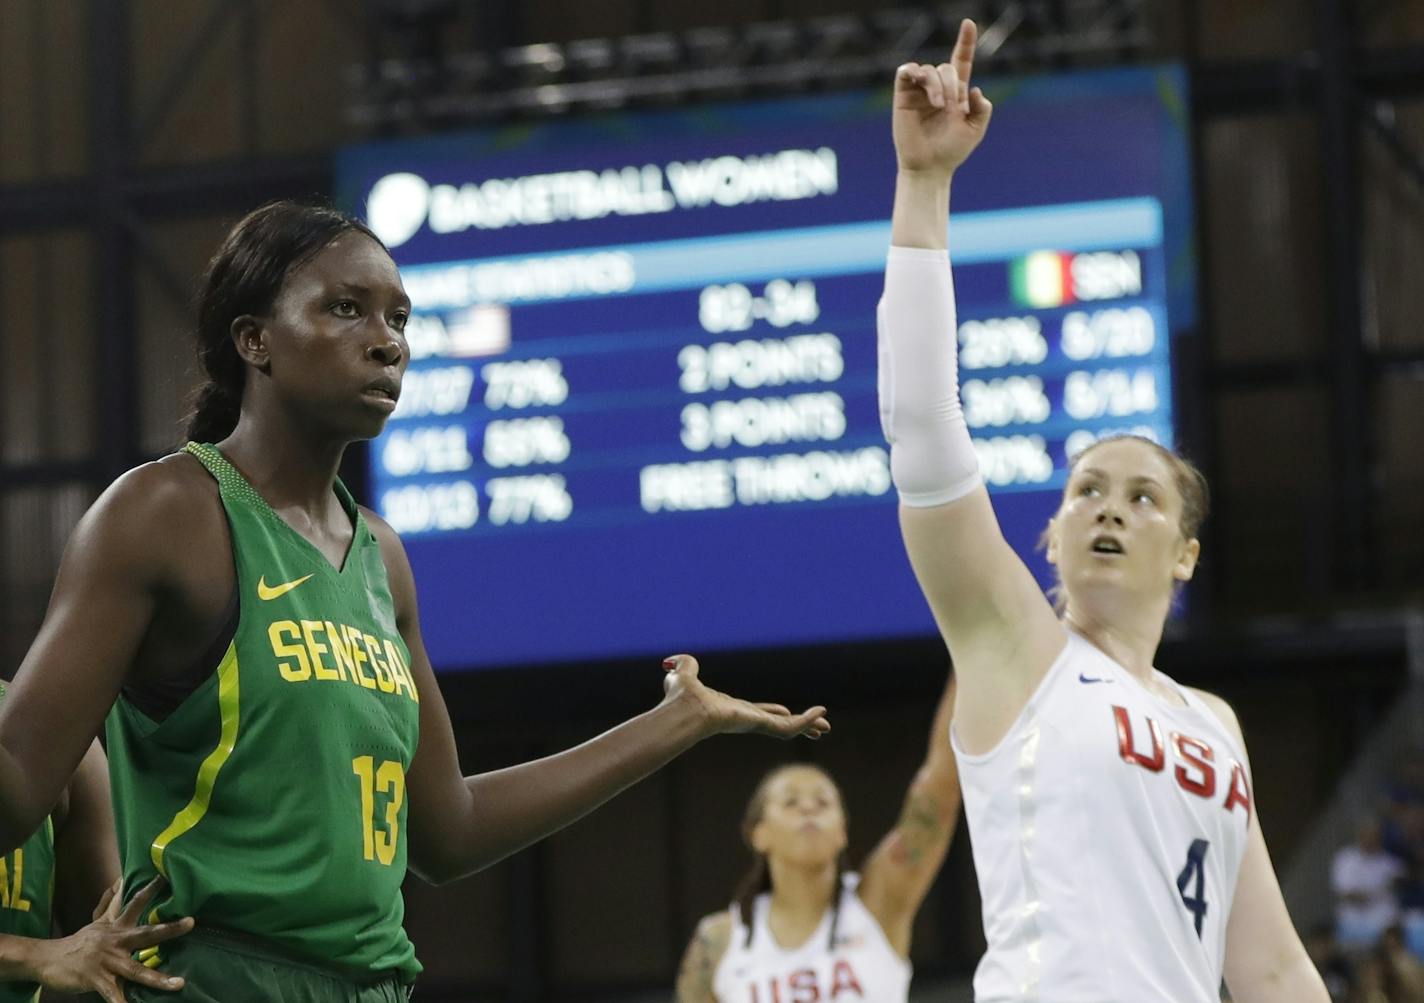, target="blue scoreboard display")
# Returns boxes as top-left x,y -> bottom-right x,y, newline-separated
336,66 -> 1195,671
